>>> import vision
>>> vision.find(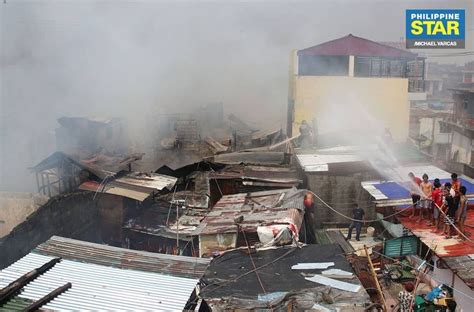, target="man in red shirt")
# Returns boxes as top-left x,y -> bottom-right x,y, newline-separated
408,172 -> 422,219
